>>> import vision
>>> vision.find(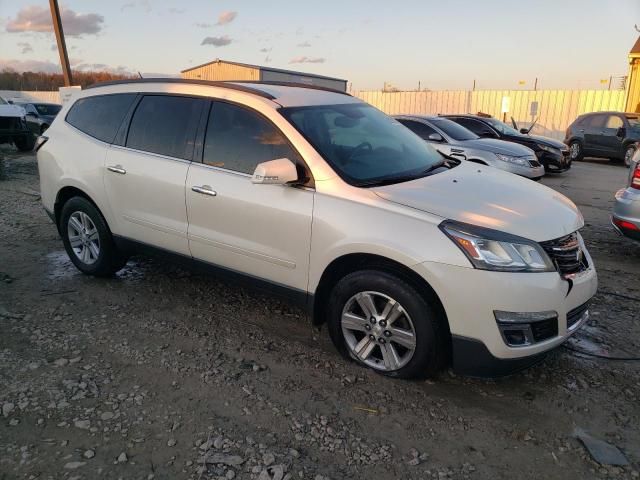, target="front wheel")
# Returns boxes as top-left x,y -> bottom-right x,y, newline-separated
569,140 -> 583,162
624,144 -> 636,167
327,270 -> 447,379
60,196 -> 127,276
